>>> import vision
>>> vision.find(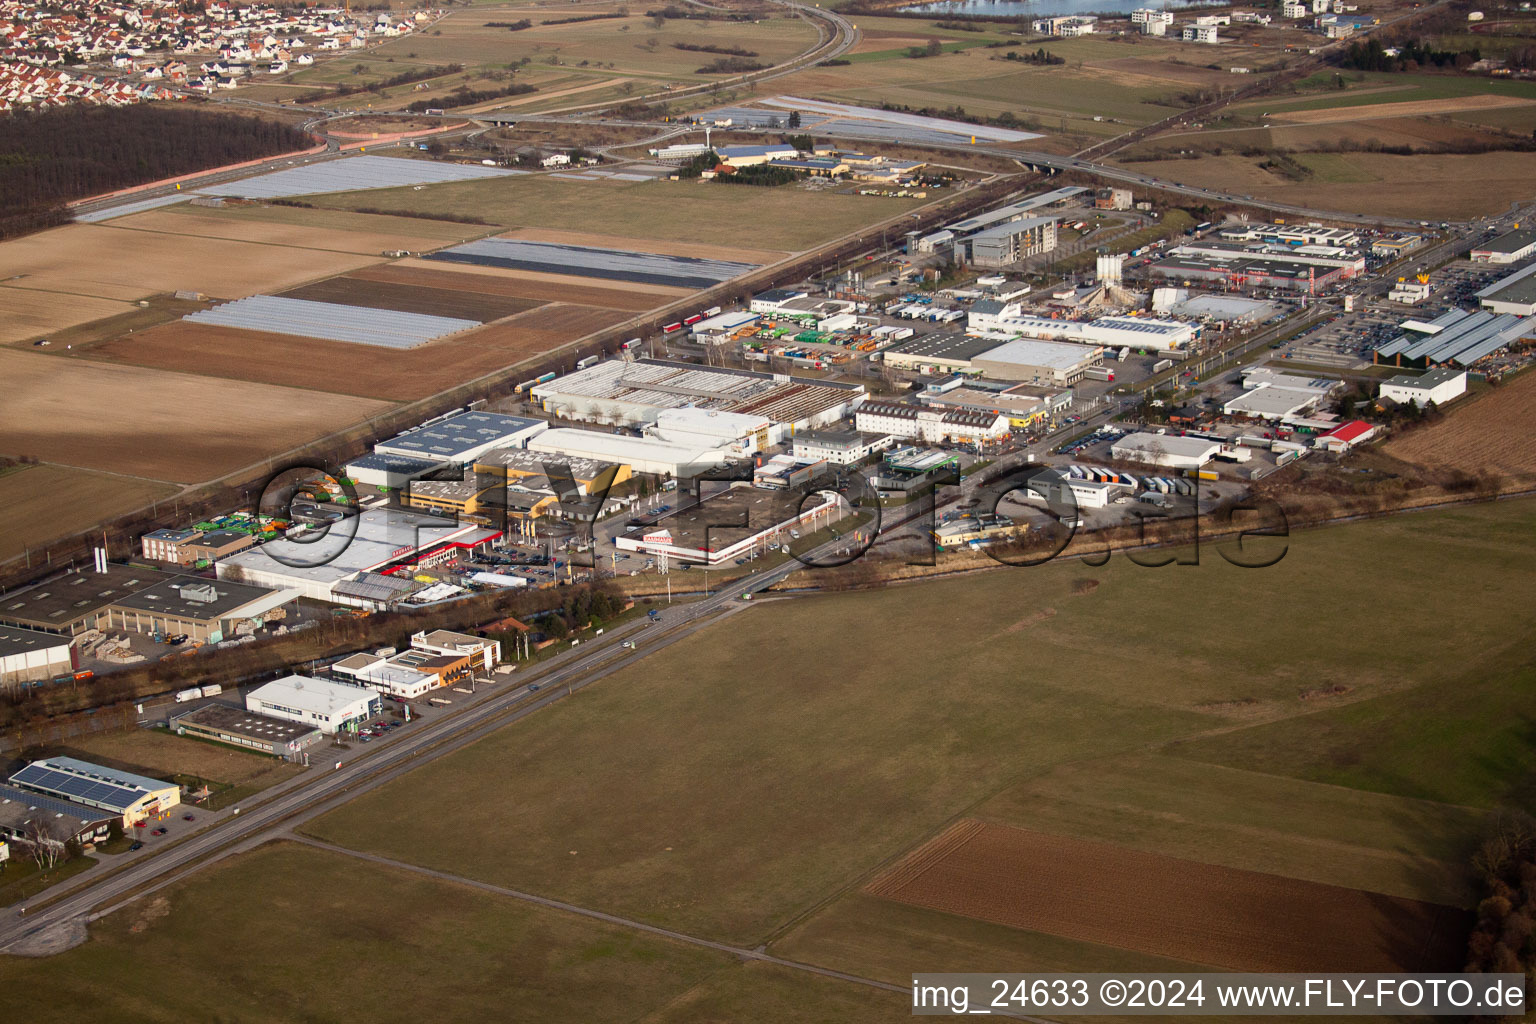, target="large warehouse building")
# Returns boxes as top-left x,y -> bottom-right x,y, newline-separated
529,428 -> 732,478
1167,241 -> 1365,277
216,508 -> 499,602
1110,432 -> 1222,469
1475,261 -> 1536,317
881,334 -> 1007,375
1470,227 -> 1536,265
647,407 -> 773,457
0,566 -> 293,643
969,338 -> 1105,386
104,576 -> 299,643
854,400 -> 1011,444
614,485 -> 841,566
170,704 -> 324,759
530,359 -> 863,438
1379,367 -> 1467,408
9,756 -> 179,826
967,306 -> 1196,355
1150,253 -> 1346,293
347,411 -> 549,488
954,216 -> 1059,267
0,625 -> 75,690
370,411 -> 548,464
246,675 -> 380,735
